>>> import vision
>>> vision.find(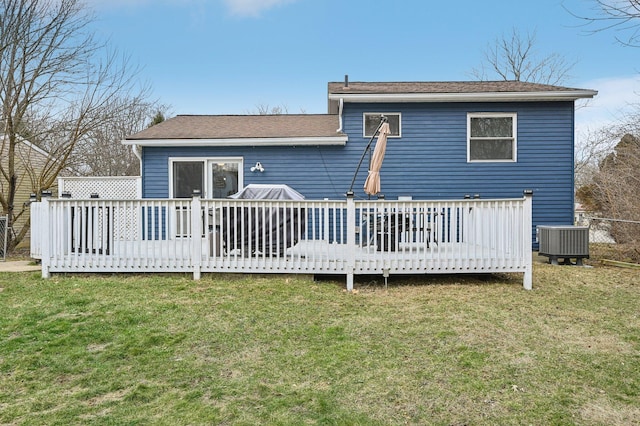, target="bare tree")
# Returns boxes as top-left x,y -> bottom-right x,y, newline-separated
570,0 -> 640,46
575,127 -> 610,188
470,28 -> 575,85
577,133 -> 640,242
249,103 -> 290,115
576,104 -> 640,261
0,0 -> 148,250
74,101 -> 171,176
